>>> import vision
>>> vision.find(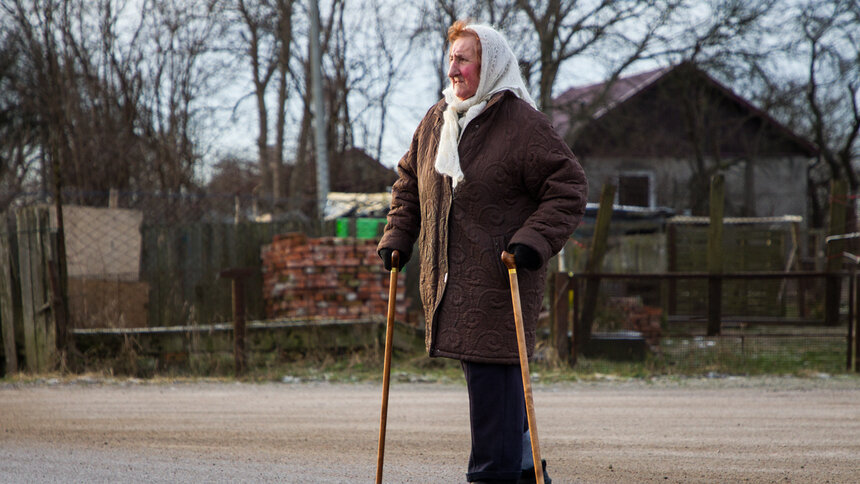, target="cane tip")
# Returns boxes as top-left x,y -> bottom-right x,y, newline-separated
501,251 -> 516,270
